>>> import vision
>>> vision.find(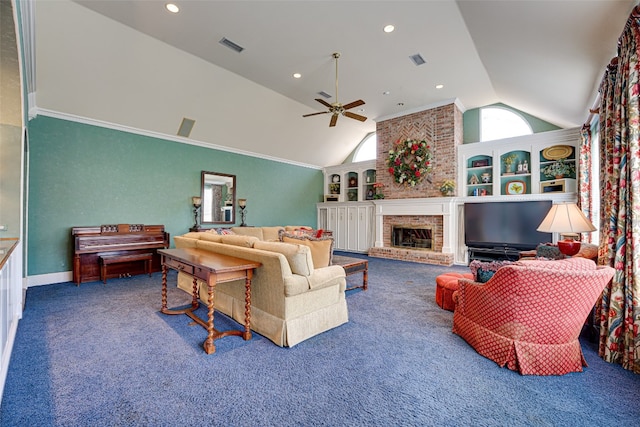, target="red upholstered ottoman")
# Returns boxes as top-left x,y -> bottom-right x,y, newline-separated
435,272 -> 474,311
